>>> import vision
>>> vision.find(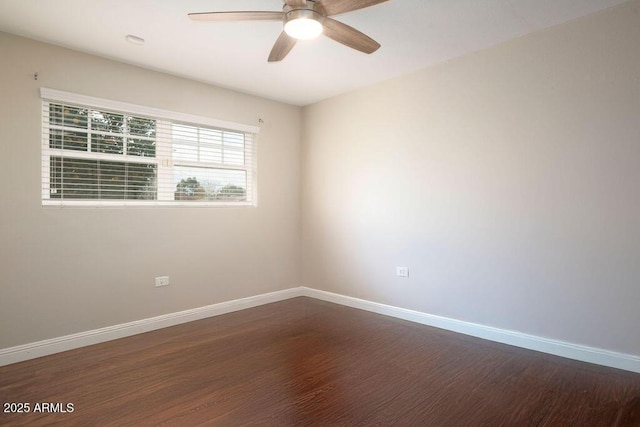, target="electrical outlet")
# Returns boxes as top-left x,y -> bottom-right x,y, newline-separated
155,276 -> 170,287
396,267 -> 409,278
